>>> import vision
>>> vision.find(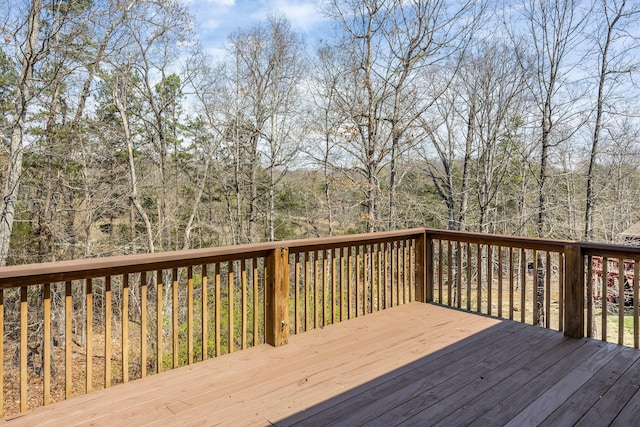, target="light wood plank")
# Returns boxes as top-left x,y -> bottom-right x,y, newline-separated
9,303 -> 640,427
